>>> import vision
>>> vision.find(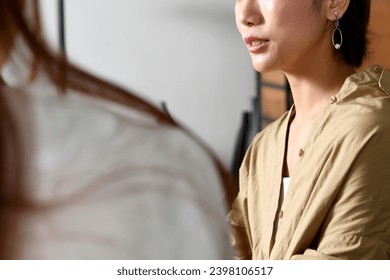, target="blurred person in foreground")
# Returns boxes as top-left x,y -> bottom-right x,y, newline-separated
0,0 -> 234,259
